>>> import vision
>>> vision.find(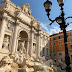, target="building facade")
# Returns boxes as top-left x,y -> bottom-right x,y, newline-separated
50,30 -> 72,63
0,0 -> 50,60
